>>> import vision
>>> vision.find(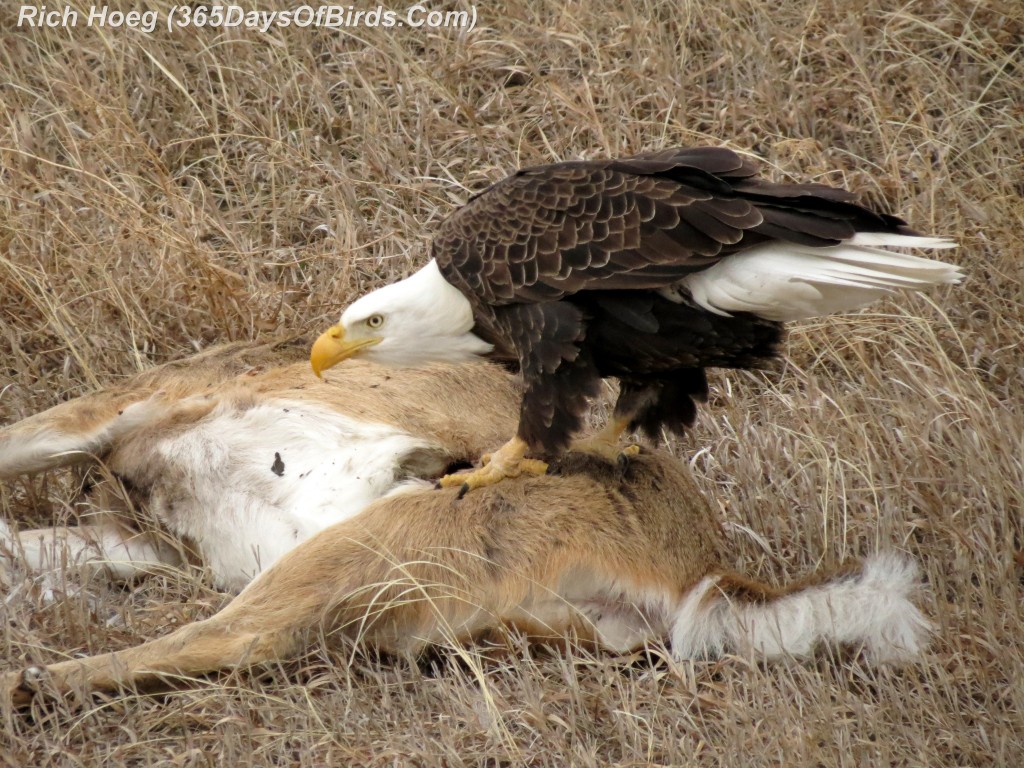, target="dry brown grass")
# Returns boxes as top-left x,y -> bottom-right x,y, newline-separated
1,0 -> 1022,764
